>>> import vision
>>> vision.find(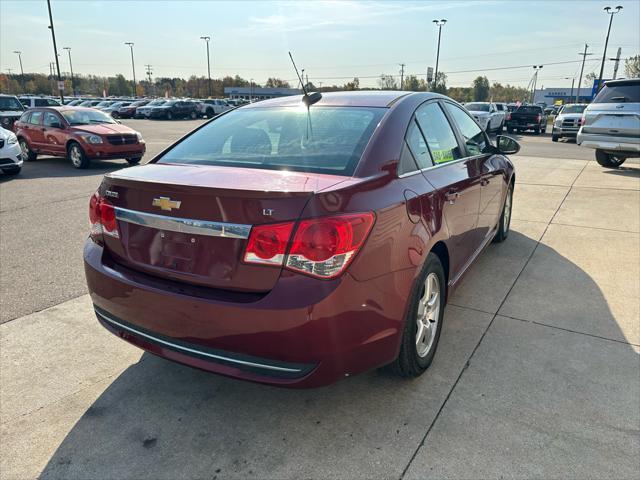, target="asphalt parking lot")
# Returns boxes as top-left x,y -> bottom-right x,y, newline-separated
1,120 -> 639,479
